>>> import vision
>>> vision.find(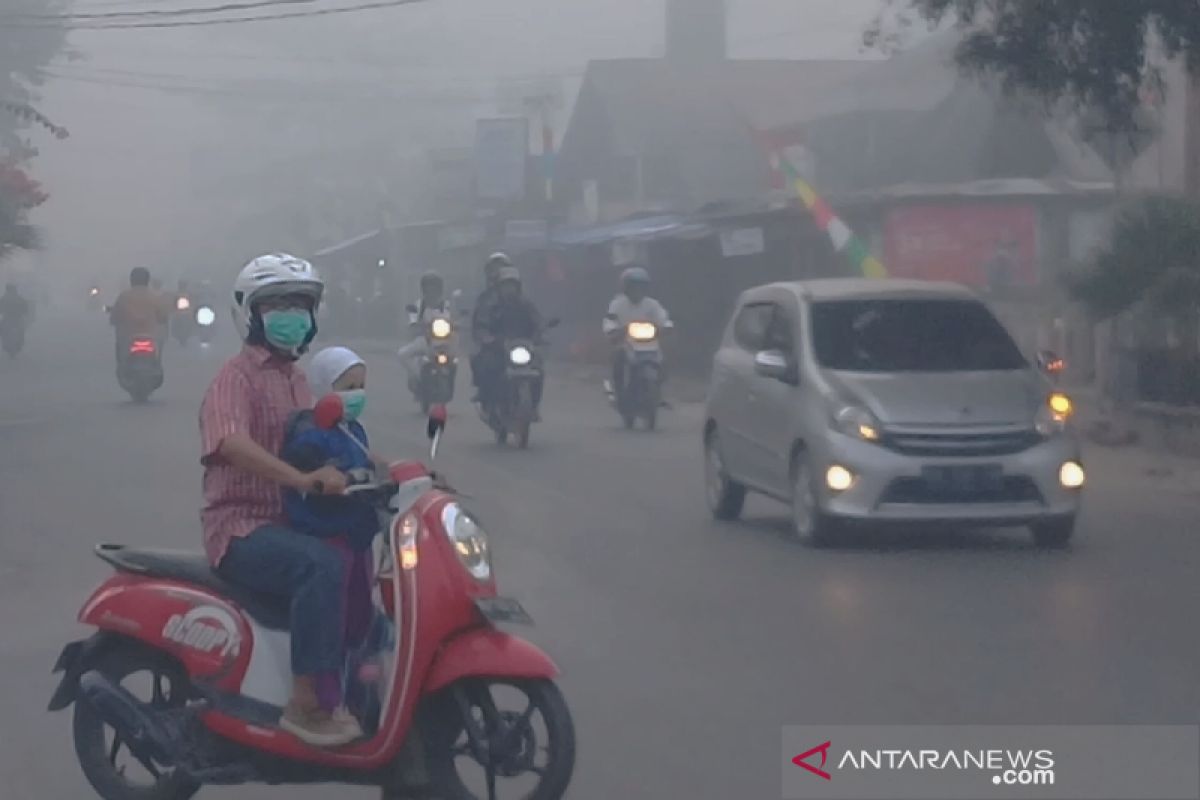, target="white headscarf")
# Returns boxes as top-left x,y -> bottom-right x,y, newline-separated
307,346 -> 365,399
